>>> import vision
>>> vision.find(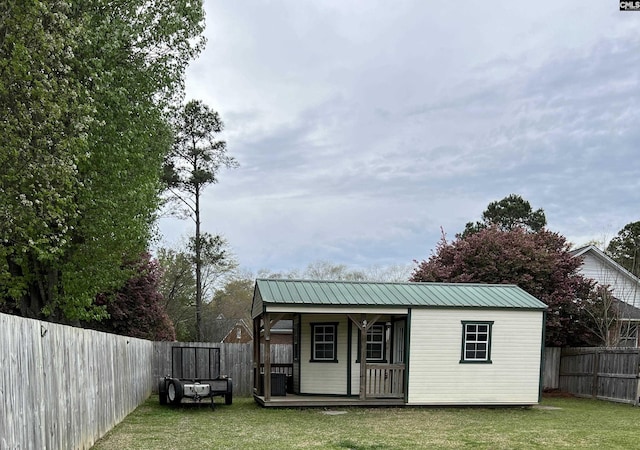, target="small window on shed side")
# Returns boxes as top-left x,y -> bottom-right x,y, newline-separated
460,321 -> 493,364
